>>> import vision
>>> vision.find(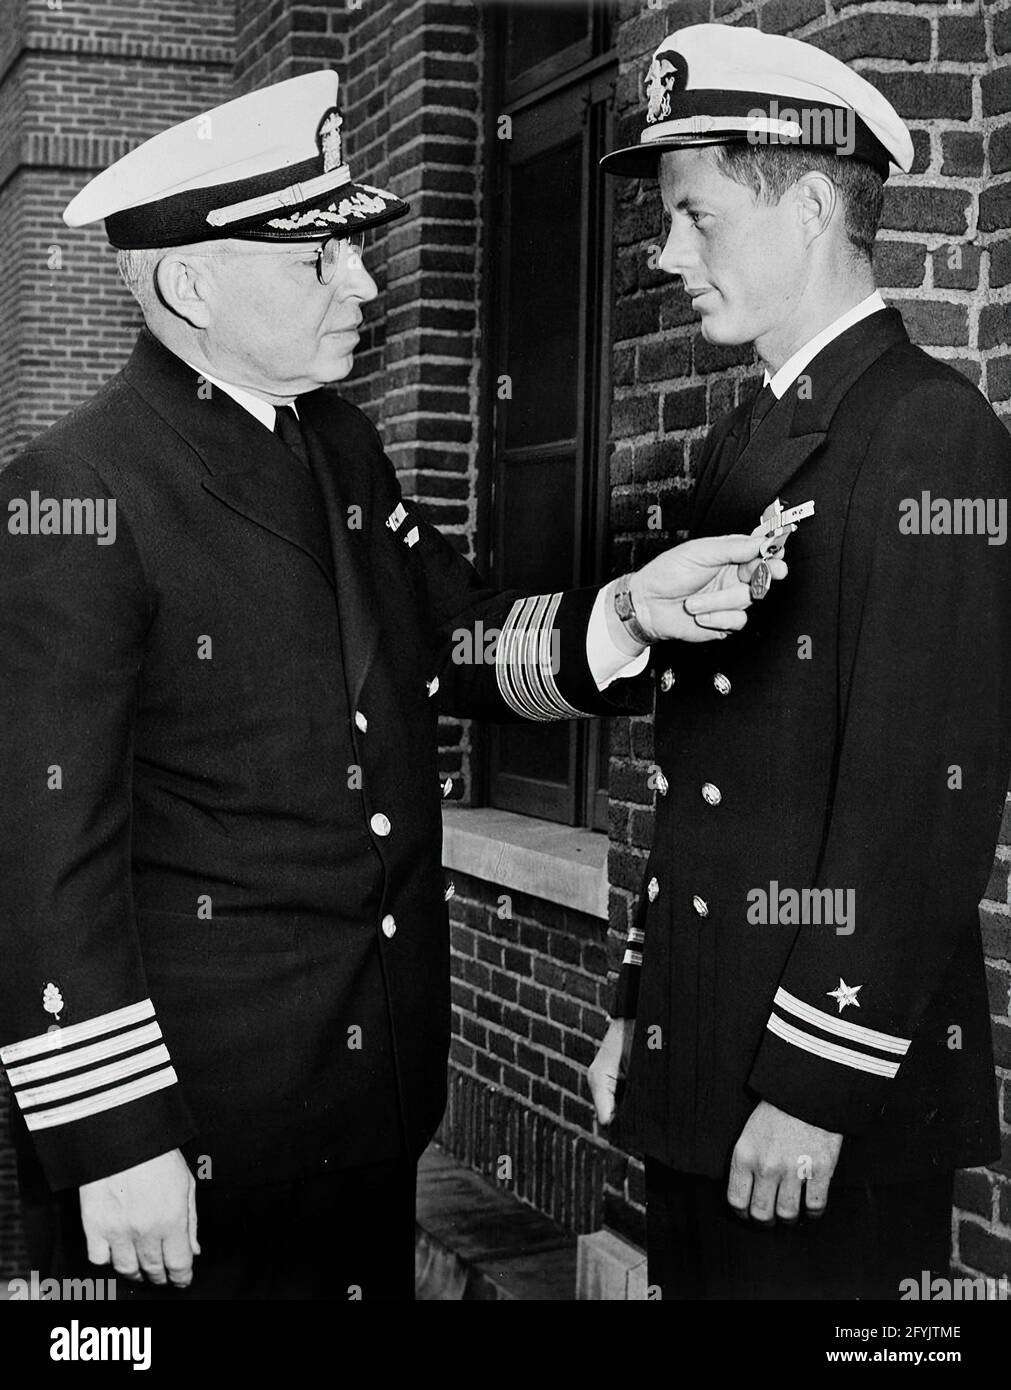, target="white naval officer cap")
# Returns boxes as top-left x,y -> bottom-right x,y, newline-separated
63,70 -> 409,248
601,23 -> 913,181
